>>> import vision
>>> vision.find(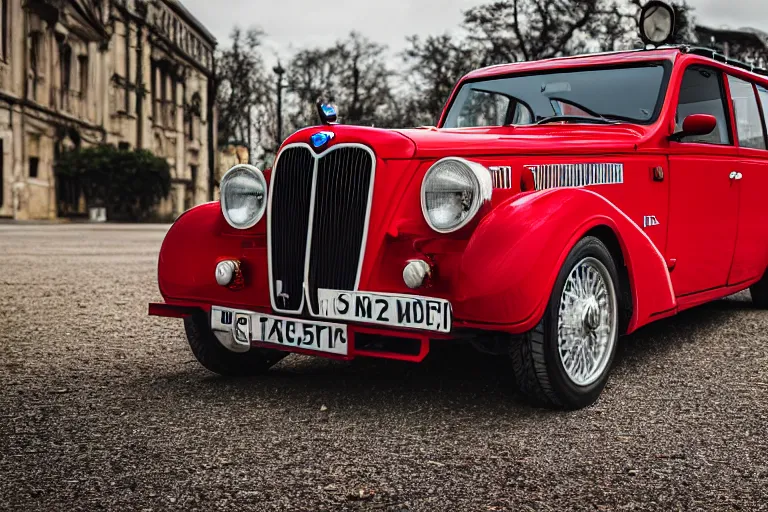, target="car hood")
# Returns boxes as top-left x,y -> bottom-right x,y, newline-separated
396,125 -> 649,159
281,123 -> 650,163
